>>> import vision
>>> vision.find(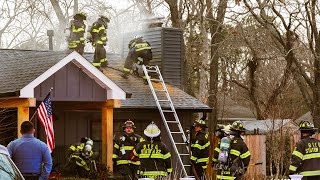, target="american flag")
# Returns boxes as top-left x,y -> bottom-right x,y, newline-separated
37,93 -> 55,153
